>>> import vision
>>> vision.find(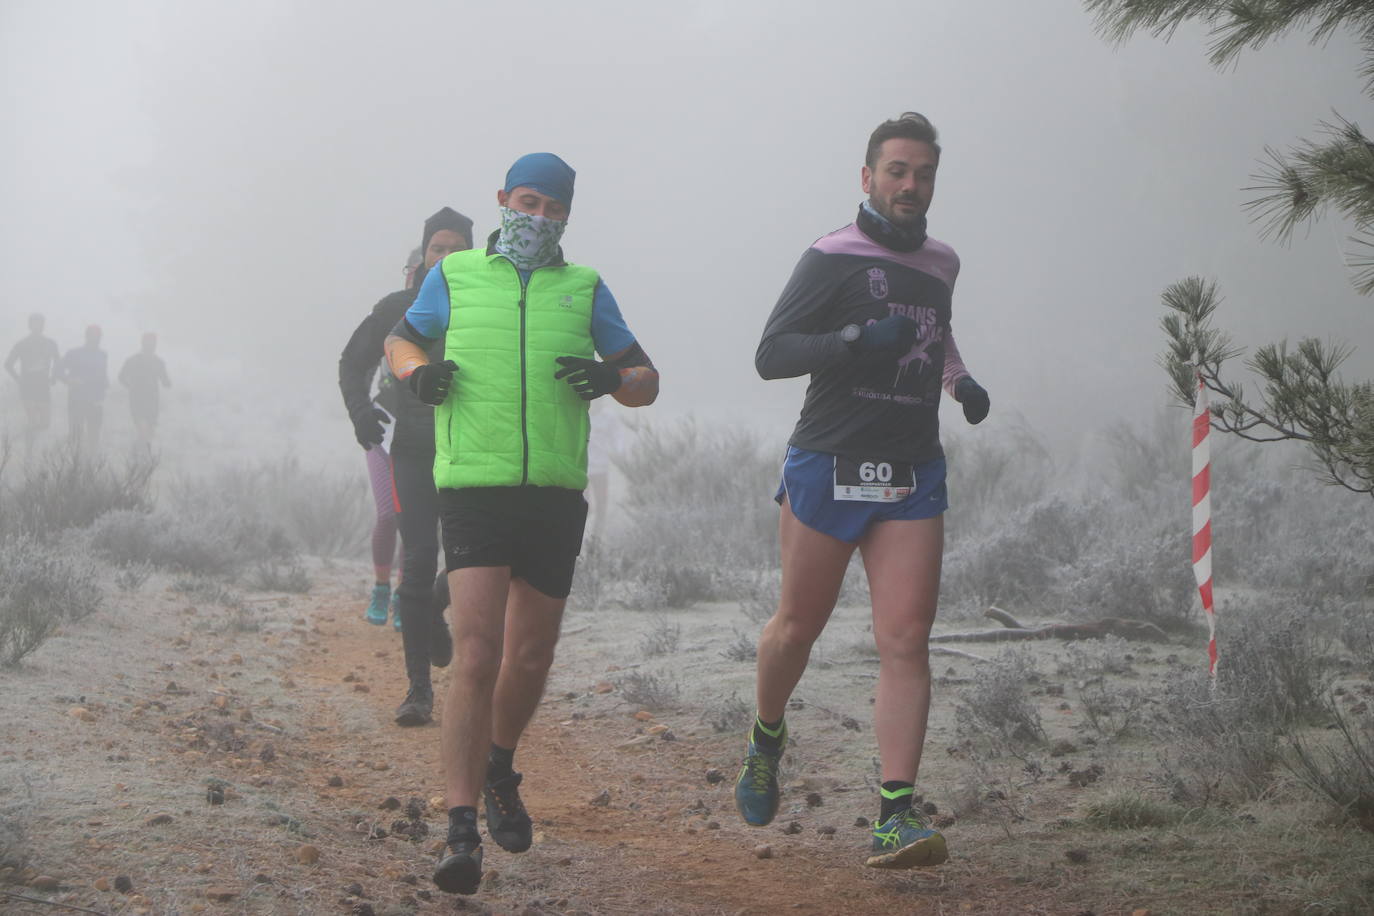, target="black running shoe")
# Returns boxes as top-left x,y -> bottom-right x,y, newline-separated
429,613 -> 452,669
482,771 -> 533,853
432,833 -> 483,895
393,685 -> 433,727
